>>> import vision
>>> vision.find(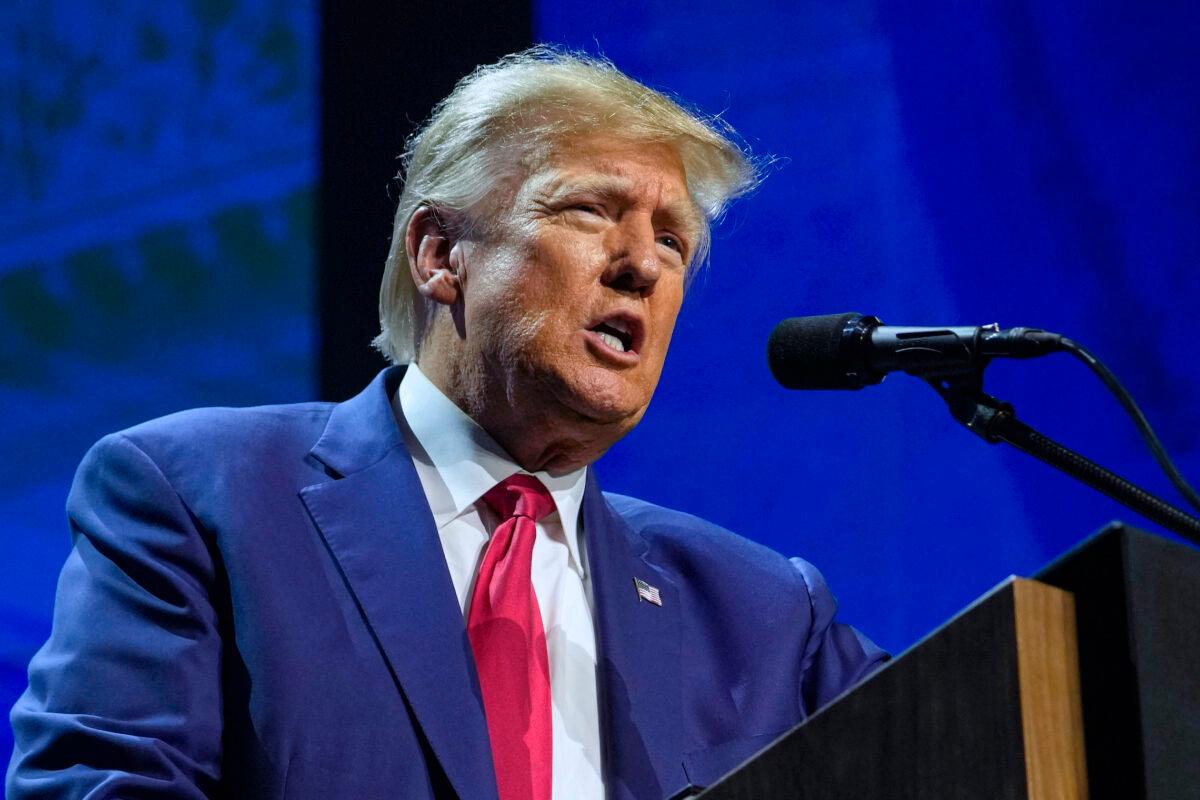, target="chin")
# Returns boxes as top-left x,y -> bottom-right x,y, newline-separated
552,366 -> 652,429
